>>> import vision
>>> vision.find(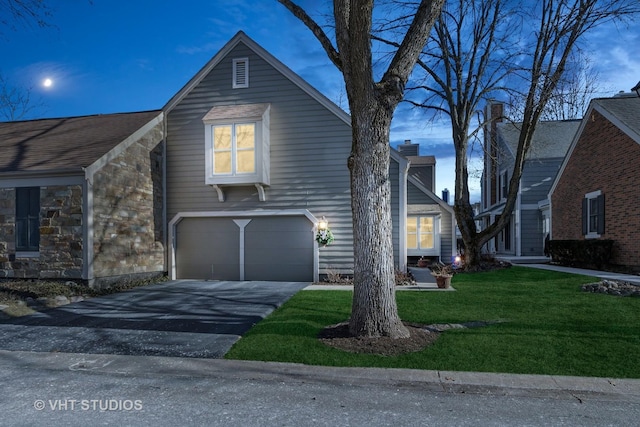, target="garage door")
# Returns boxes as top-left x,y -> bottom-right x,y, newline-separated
175,215 -> 314,281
